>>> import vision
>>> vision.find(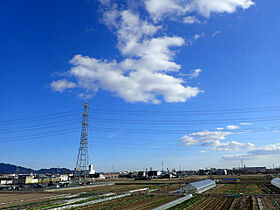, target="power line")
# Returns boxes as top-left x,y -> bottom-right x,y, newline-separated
1,105 -> 280,124
2,113 -> 280,132
1,125 -> 280,143
0,120 -> 80,134
0,109 -> 80,123
91,105 -> 280,115
90,116 -> 280,124
0,127 -> 80,141
0,112 -> 81,125
88,126 -> 280,133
